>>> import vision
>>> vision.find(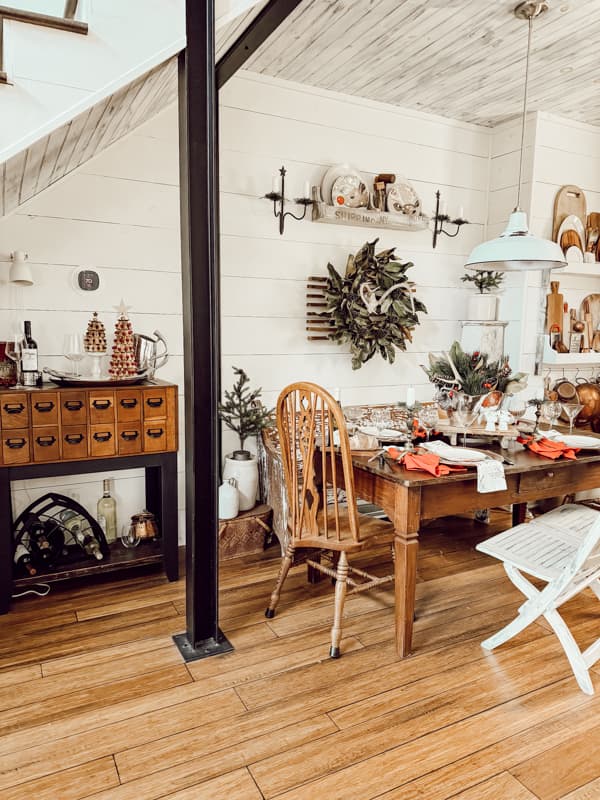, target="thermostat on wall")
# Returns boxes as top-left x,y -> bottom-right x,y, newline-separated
72,268 -> 101,293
